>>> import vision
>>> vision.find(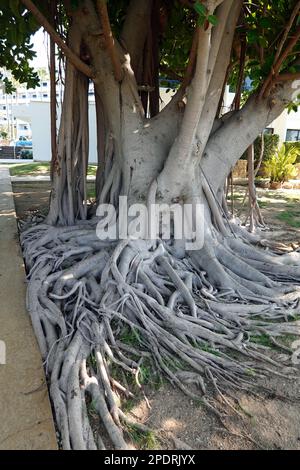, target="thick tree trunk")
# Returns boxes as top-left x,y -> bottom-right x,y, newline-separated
21,0 -> 300,450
